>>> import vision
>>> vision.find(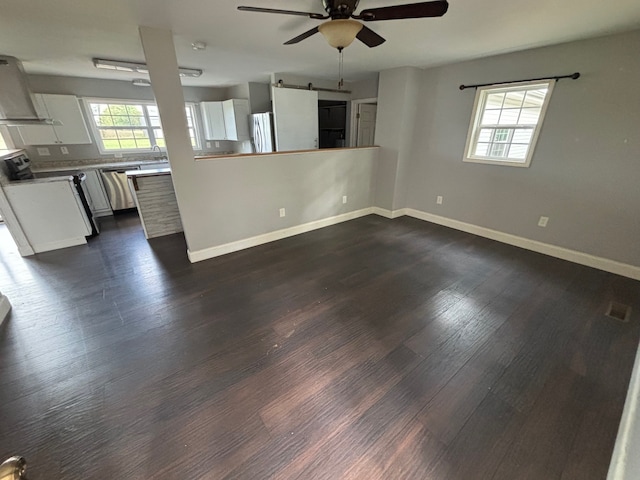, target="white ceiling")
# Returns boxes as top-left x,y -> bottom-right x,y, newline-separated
1,0 -> 639,87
